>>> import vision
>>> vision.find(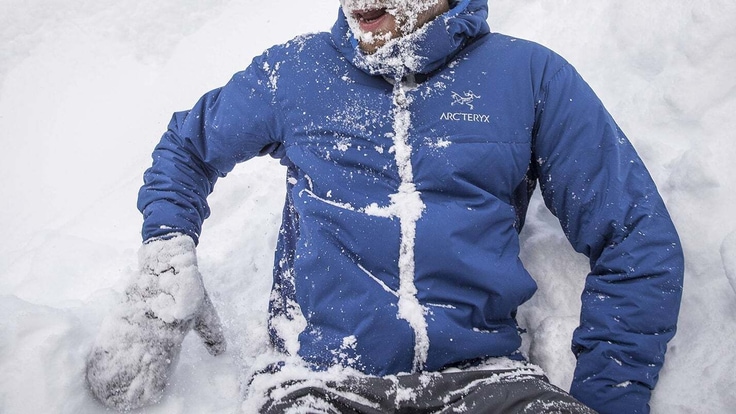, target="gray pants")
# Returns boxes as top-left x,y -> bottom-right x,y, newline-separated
259,369 -> 596,414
